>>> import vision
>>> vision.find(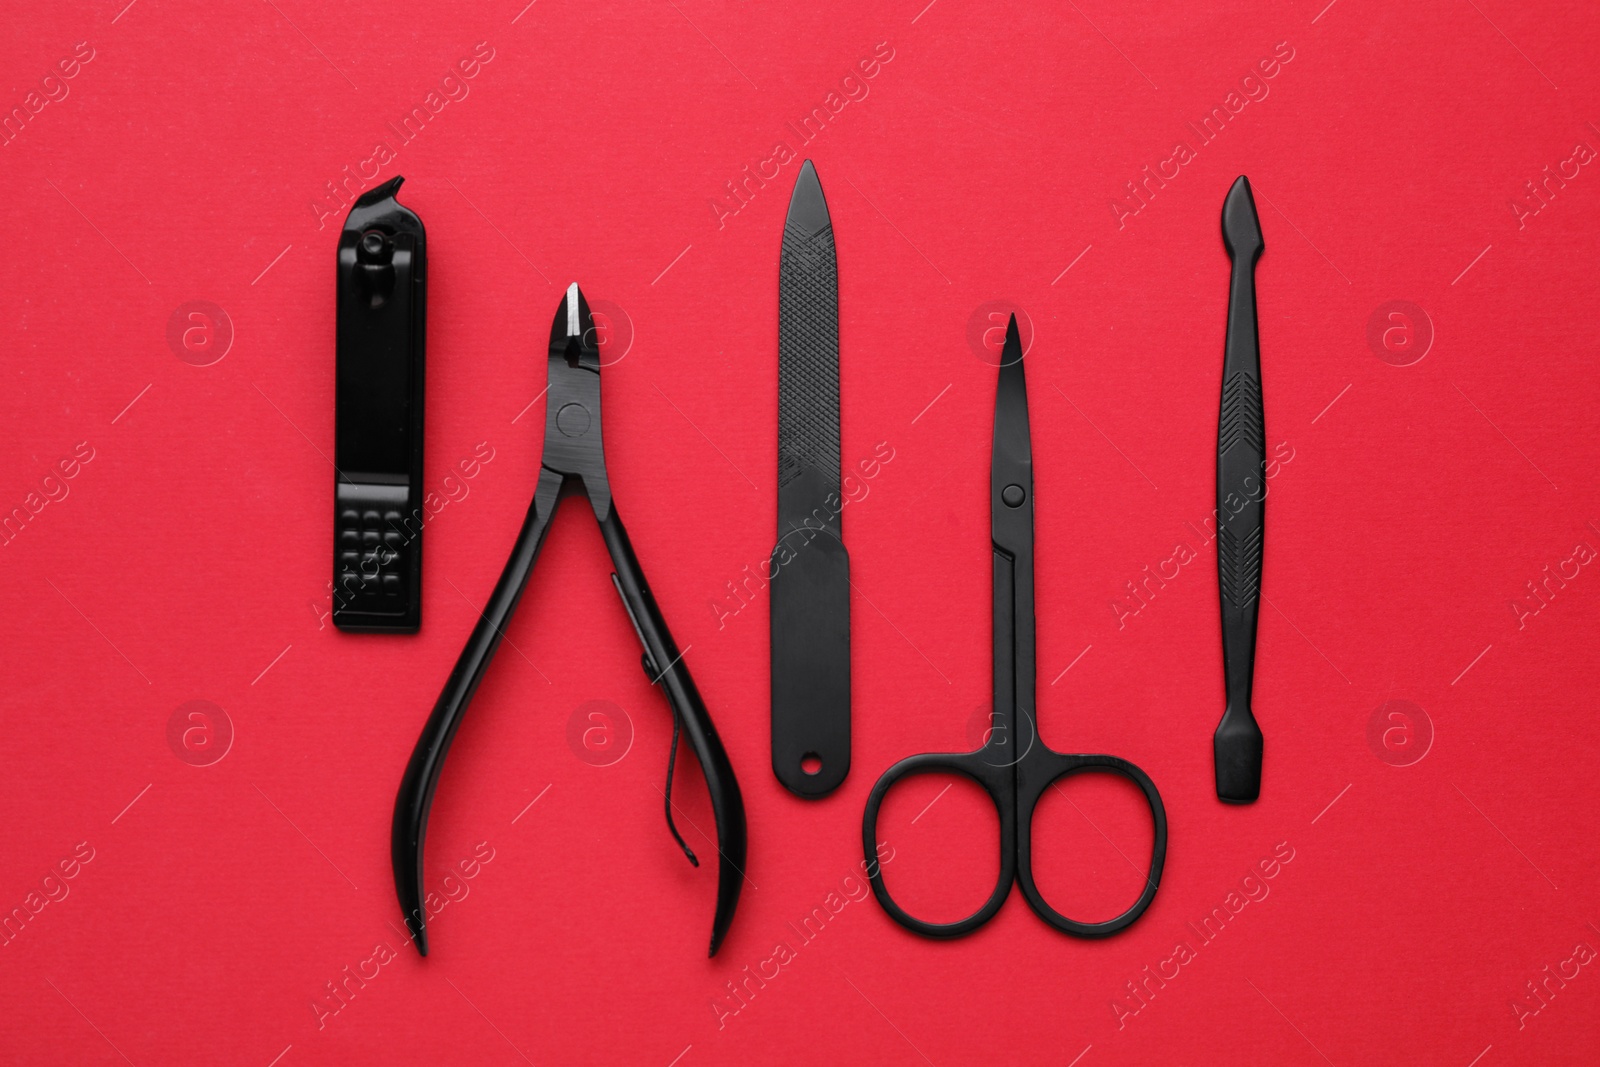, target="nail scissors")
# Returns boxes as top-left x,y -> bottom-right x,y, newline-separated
861,317 -> 1167,938
392,284 -> 747,956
